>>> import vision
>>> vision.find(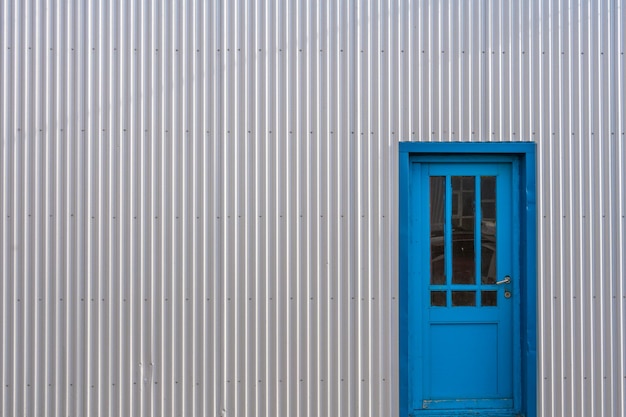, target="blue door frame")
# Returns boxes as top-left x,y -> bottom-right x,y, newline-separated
399,142 -> 537,417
